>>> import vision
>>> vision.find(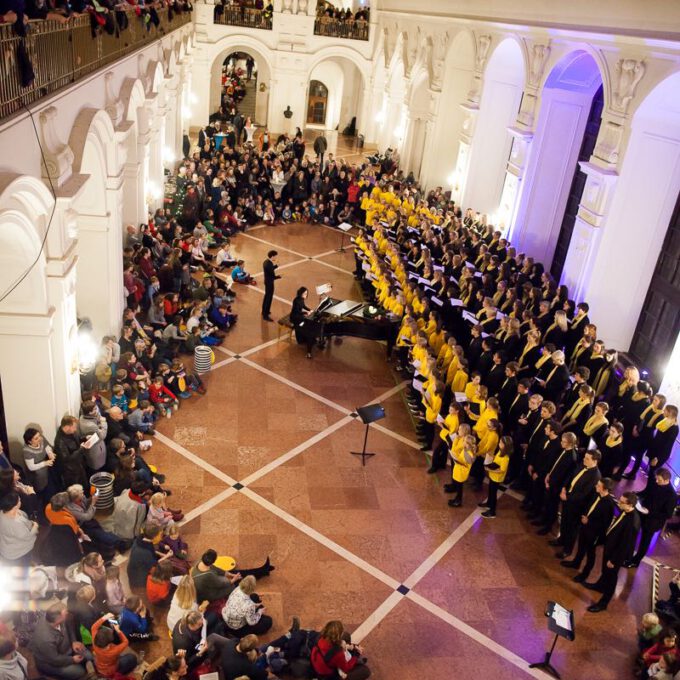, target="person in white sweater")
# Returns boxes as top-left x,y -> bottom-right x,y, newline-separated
167,575 -> 208,634
0,491 -> 38,565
